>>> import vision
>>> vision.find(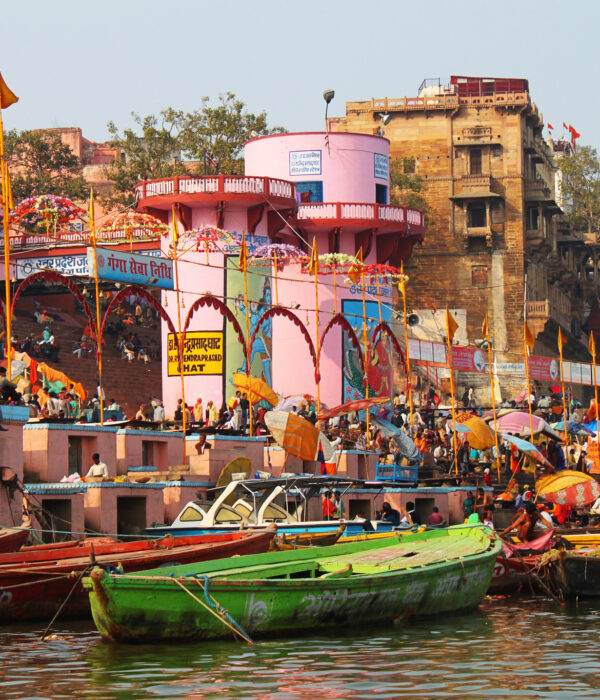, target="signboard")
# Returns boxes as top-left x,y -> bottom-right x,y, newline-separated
289,150 -> 322,176
374,153 -> 389,180
16,248 -> 162,280
88,247 -> 173,289
347,281 -> 392,298
167,332 -> 224,376
528,356 -> 559,382
451,346 -> 487,373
